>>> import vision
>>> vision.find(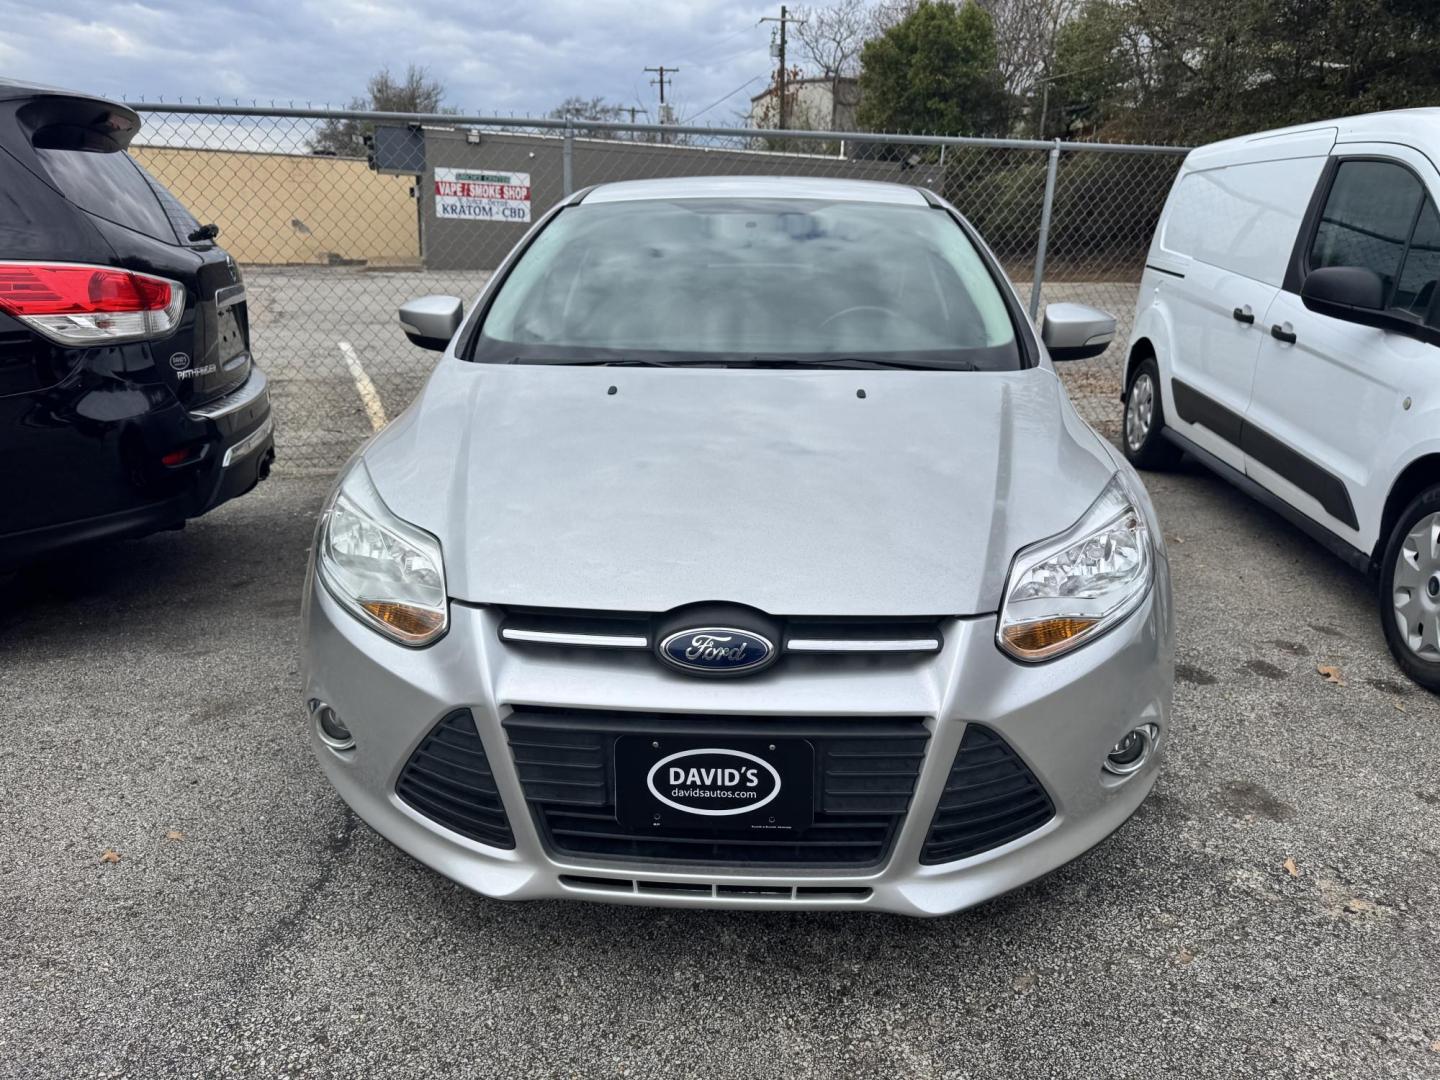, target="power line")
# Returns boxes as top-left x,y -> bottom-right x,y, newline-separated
678,18 -> 765,68
684,75 -> 764,123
